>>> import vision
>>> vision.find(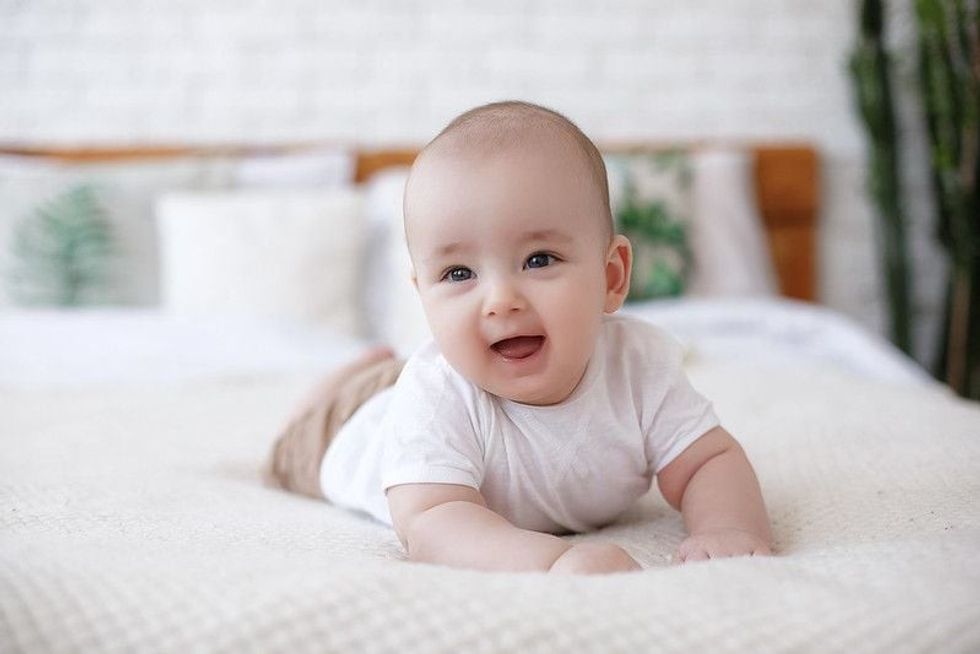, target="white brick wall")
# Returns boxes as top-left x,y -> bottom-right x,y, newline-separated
0,0 -> 946,368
